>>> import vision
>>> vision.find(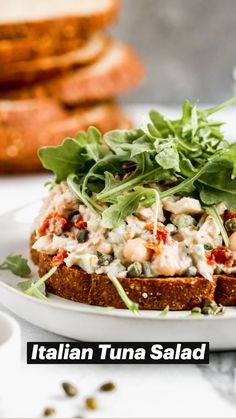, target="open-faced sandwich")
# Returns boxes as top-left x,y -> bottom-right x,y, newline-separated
30,98 -> 236,312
